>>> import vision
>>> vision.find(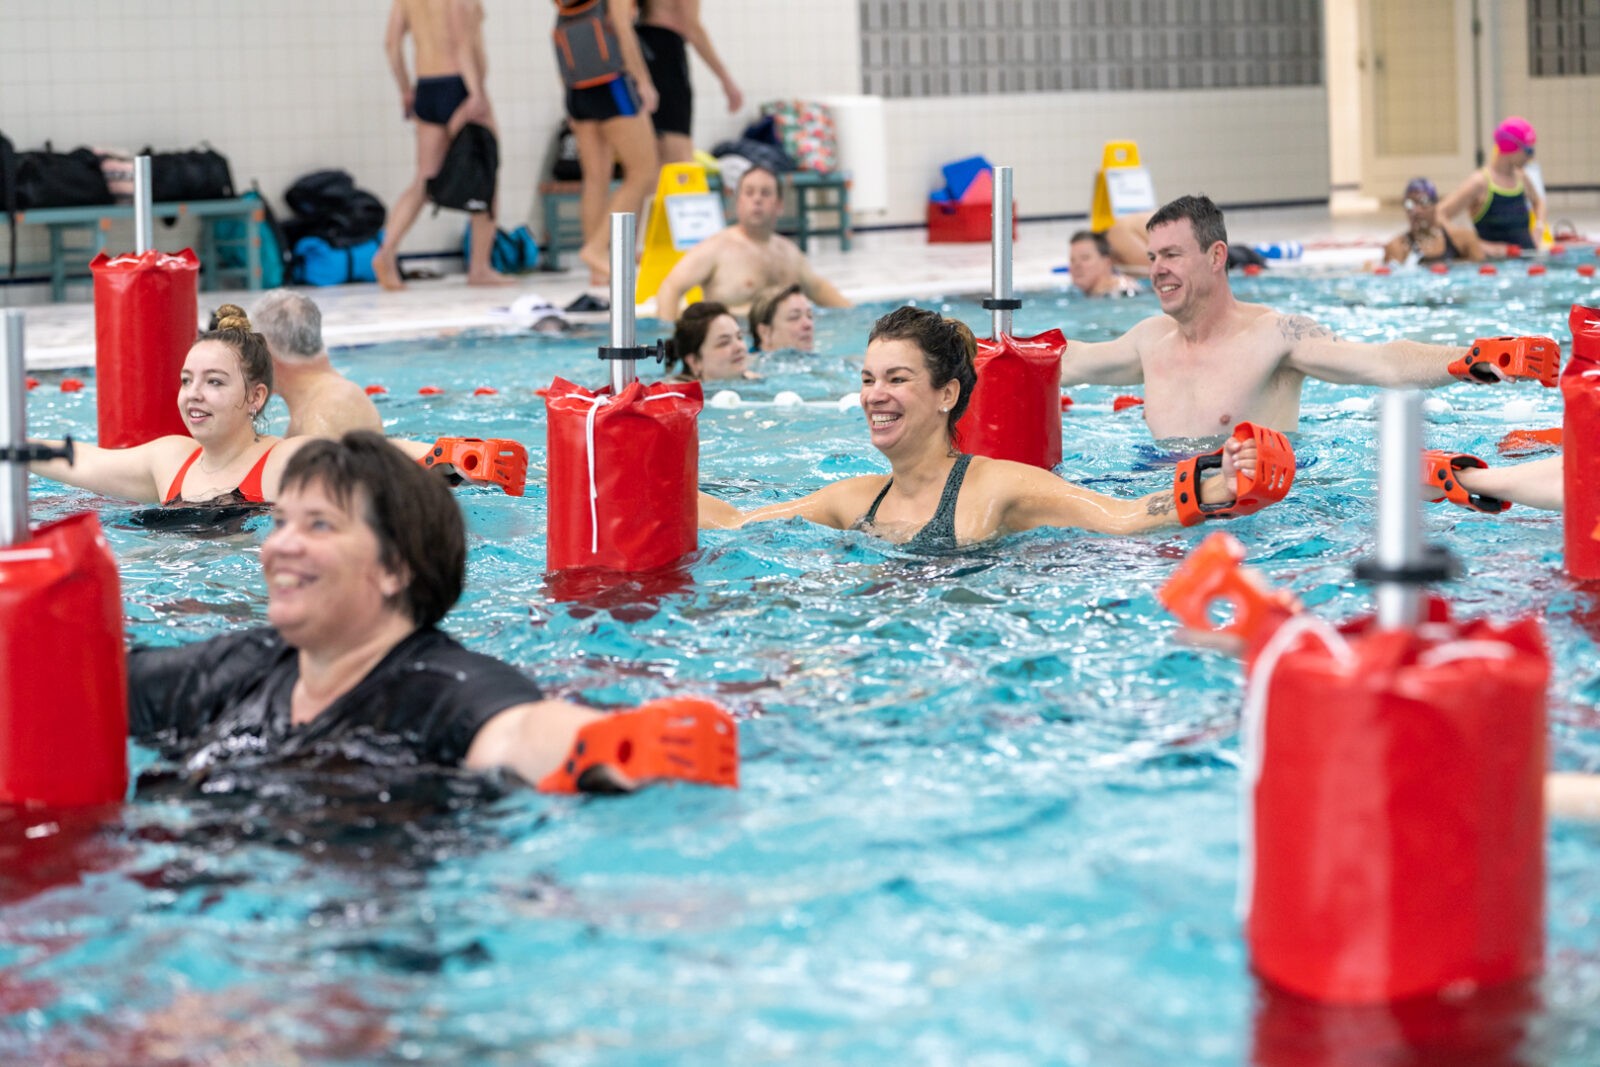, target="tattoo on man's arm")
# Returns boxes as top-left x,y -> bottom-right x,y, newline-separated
1280,314 -> 1336,344
1147,493 -> 1176,517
